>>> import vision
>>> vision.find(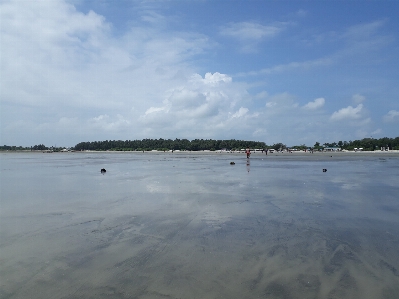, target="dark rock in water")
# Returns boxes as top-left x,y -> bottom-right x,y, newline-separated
230,162 -> 235,165
323,169 -> 327,172
101,168 -> 106,173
